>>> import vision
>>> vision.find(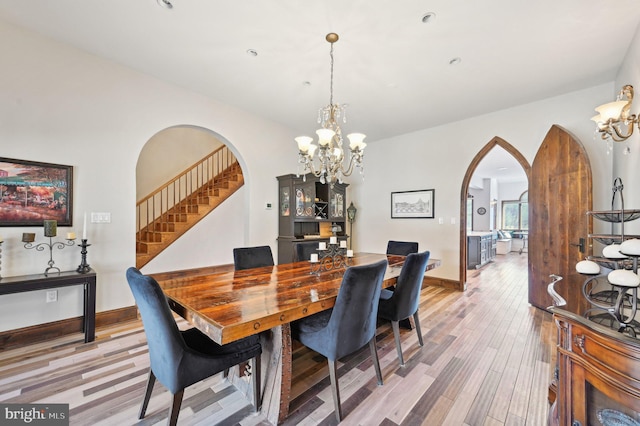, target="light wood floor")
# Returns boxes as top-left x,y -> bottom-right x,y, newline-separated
0,253 -> 554,425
